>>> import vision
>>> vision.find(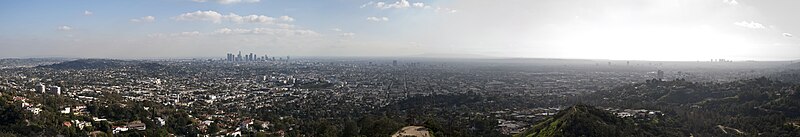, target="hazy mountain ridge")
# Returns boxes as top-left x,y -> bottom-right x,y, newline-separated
0,58 -> 72,69
770,62 -> 800,83
37,59 -> 164,70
